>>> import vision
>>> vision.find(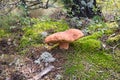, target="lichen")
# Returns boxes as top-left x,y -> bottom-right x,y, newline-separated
34,51 -> 55,64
